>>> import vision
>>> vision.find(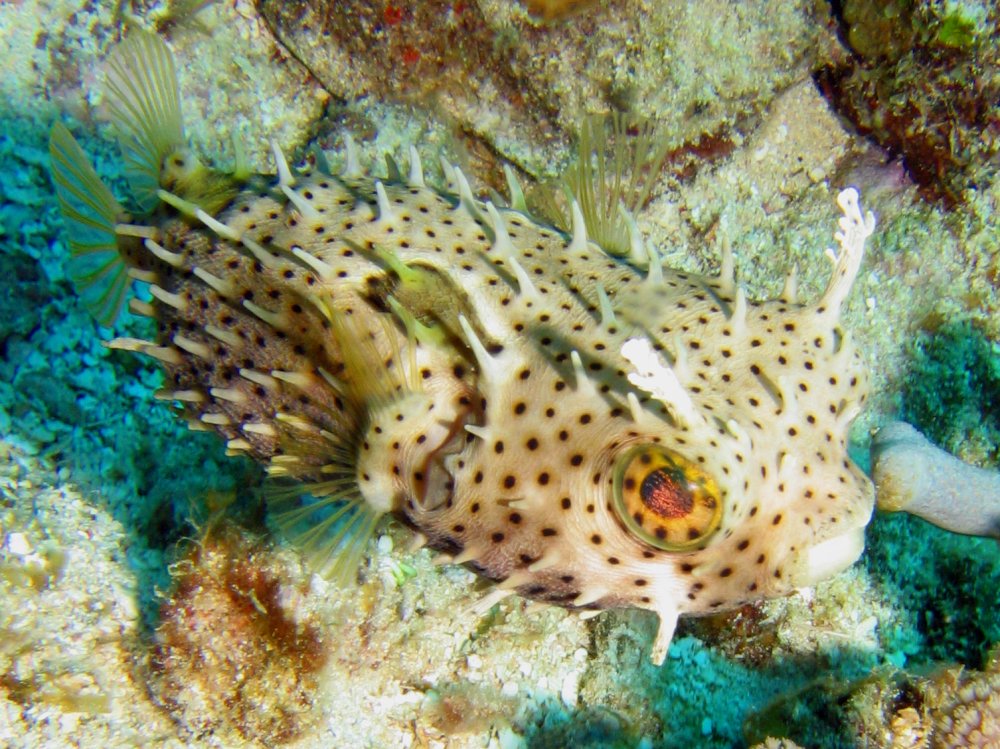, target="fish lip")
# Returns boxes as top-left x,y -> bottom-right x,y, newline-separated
791,525 -> 867,587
